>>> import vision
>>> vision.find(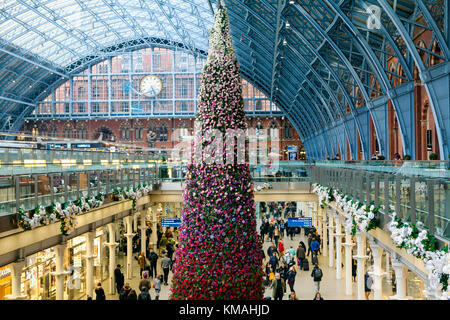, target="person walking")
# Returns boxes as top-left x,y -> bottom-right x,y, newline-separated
280,219 -> 285,238
274,226 -> 280,249
271,273 -> 286,300
94,282 -> 106,300
149,249 -> 159,278
278,238 -> 285,257
311,263 -> 323,292
288,246 -> 296,258
287,265 -> 297,293
114,264 -> 124,295
267,242 -> 278,258
269,252 -> 279,272
296,243 -> 306,270
161,254 -> 172,285
311,237 -> 320,256
364,271 -> 373,300
289,291 -> 299,300
153,275 -> 162,300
